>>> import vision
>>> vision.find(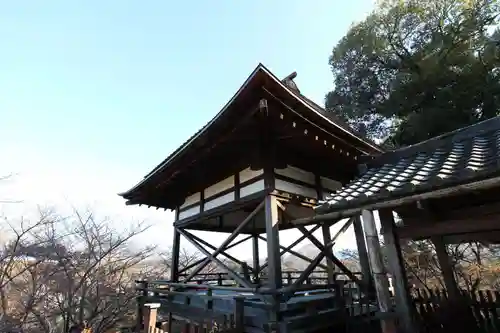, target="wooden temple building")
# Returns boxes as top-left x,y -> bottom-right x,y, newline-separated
121,64 -> 500,333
